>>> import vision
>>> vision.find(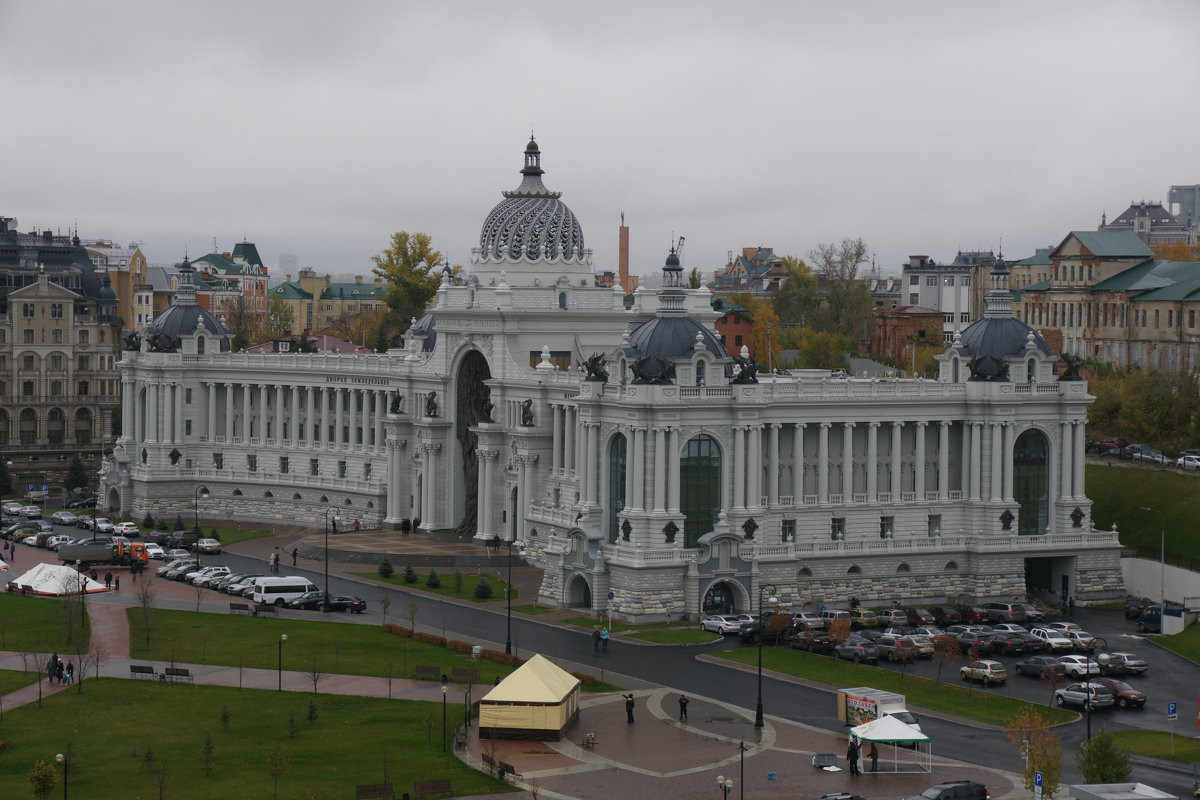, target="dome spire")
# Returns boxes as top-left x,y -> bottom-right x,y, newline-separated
173,255 -> 199,307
